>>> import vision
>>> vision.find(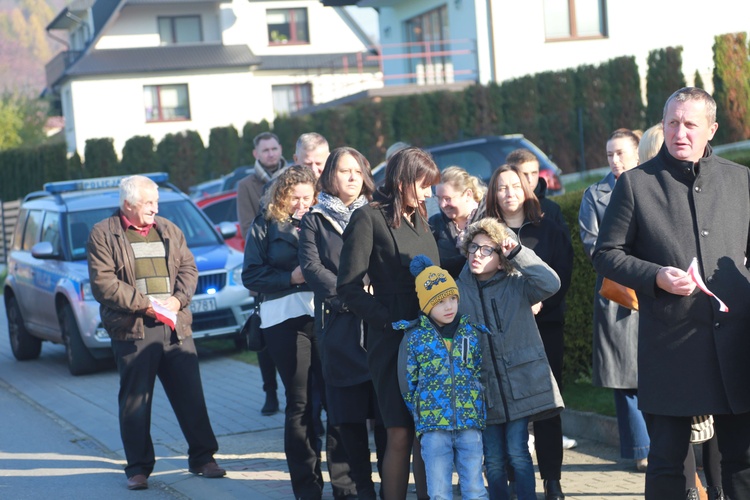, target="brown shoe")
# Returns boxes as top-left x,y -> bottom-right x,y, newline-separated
127,474 -> 148,490
189,461 -> 226,478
